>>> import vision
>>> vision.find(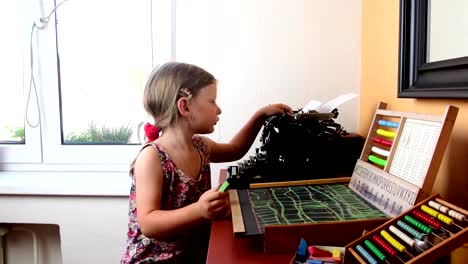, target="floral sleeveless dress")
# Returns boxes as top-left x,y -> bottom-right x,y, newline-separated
121,135 -> 212,264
